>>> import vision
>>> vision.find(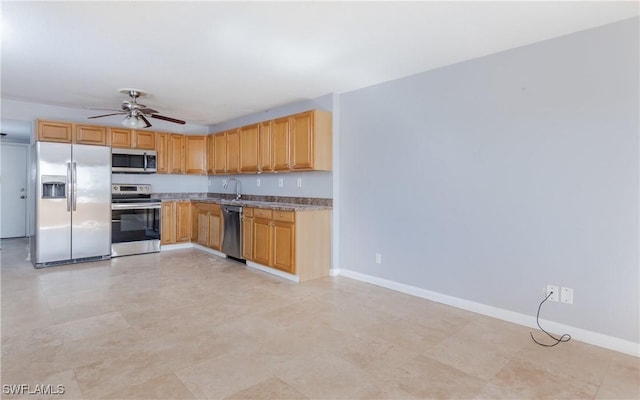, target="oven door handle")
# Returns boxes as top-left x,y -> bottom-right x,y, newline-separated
112,203 -> 162,210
